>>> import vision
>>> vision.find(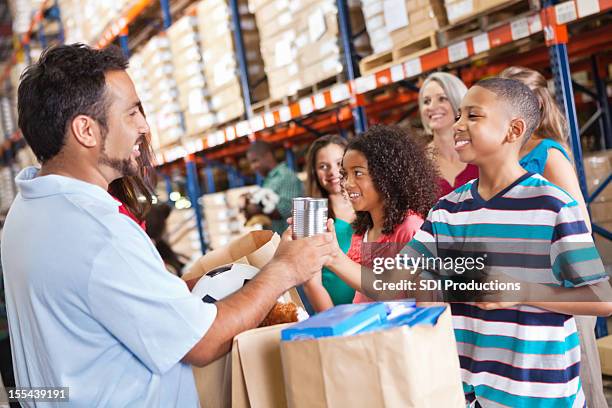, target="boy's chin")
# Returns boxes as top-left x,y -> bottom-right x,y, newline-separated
456,150 -> 477,165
